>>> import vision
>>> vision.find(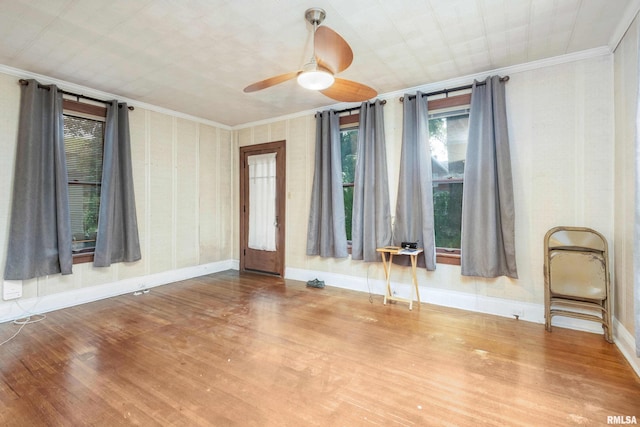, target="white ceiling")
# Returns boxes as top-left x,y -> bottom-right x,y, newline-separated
0,0 -> 634,126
